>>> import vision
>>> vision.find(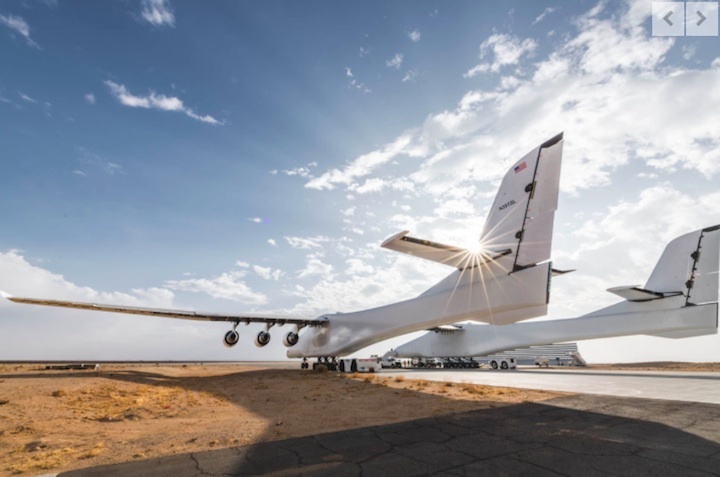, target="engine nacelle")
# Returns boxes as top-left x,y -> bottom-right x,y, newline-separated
223,330 -> 240,348
282,331 -> 299,347
254,331 -> 271,347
